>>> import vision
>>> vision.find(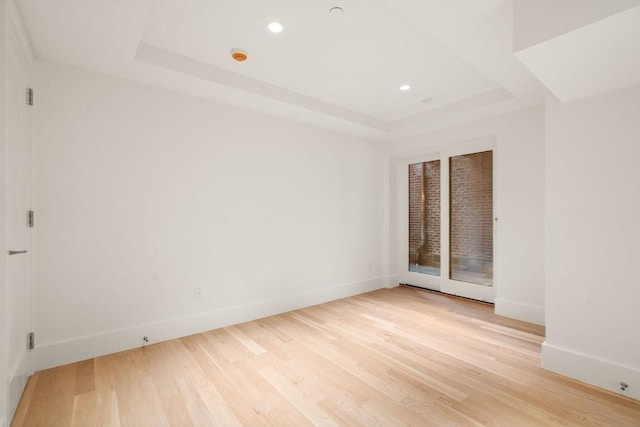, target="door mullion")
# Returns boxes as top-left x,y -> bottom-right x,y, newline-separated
441,154 -> 451,288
